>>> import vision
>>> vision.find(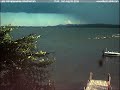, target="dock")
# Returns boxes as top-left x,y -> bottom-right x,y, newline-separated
85,72 -> 112,90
